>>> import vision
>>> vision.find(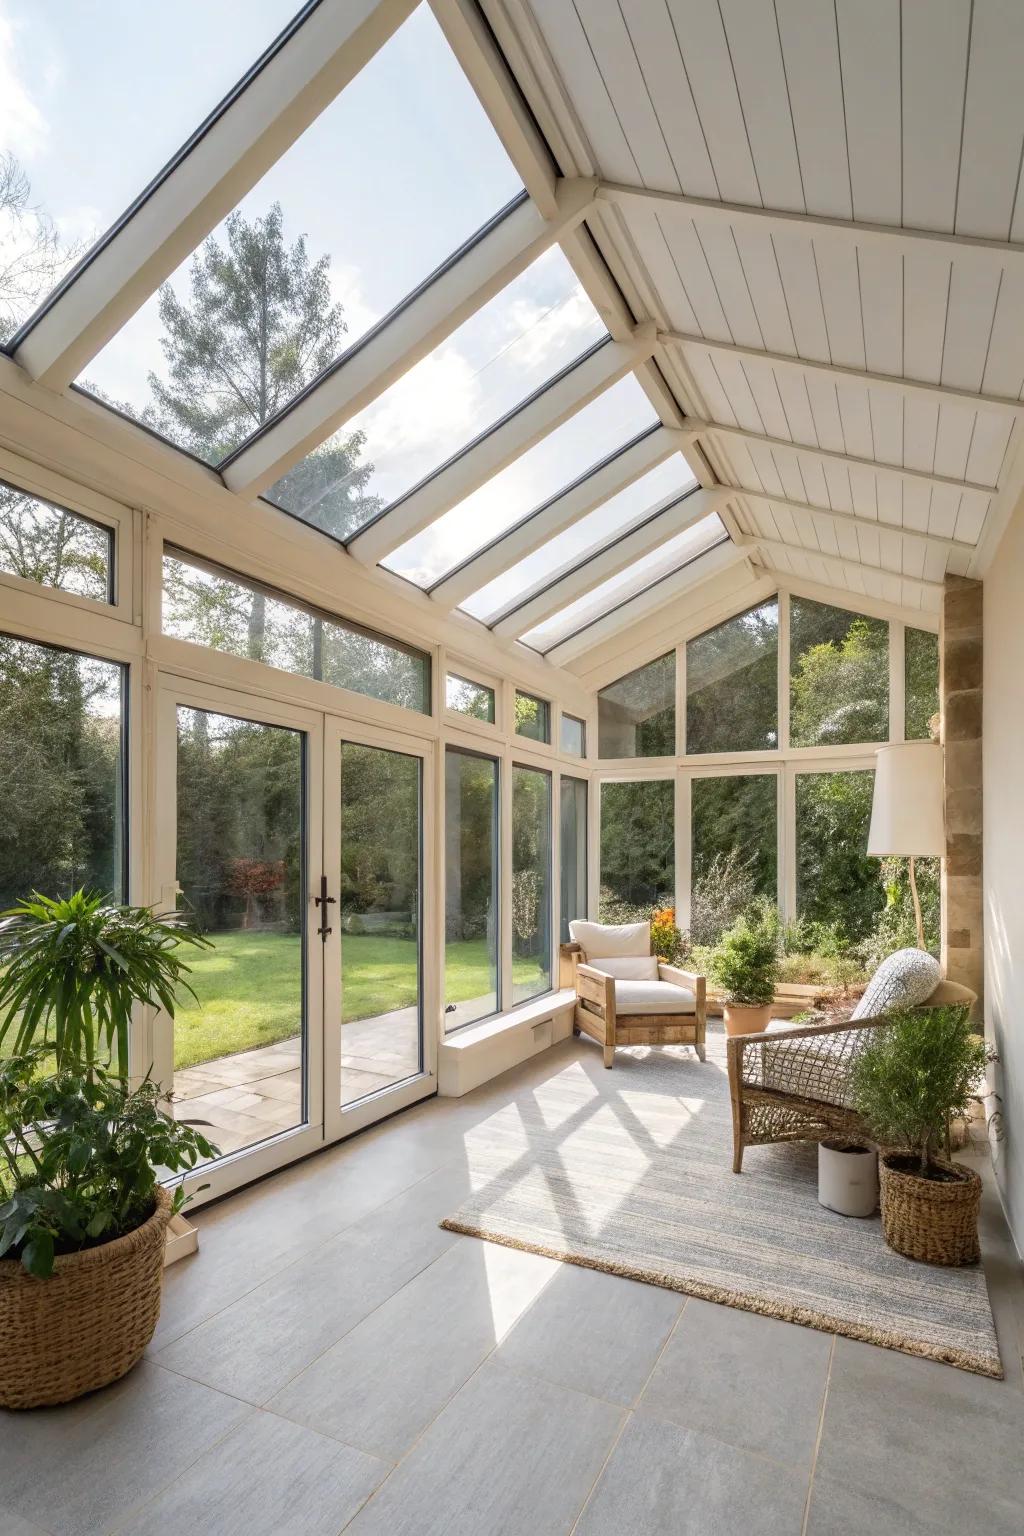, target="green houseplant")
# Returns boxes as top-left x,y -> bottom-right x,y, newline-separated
851,1006 -> 987,1265
711,900 -> 781,1036
0,890 -> 217,1408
